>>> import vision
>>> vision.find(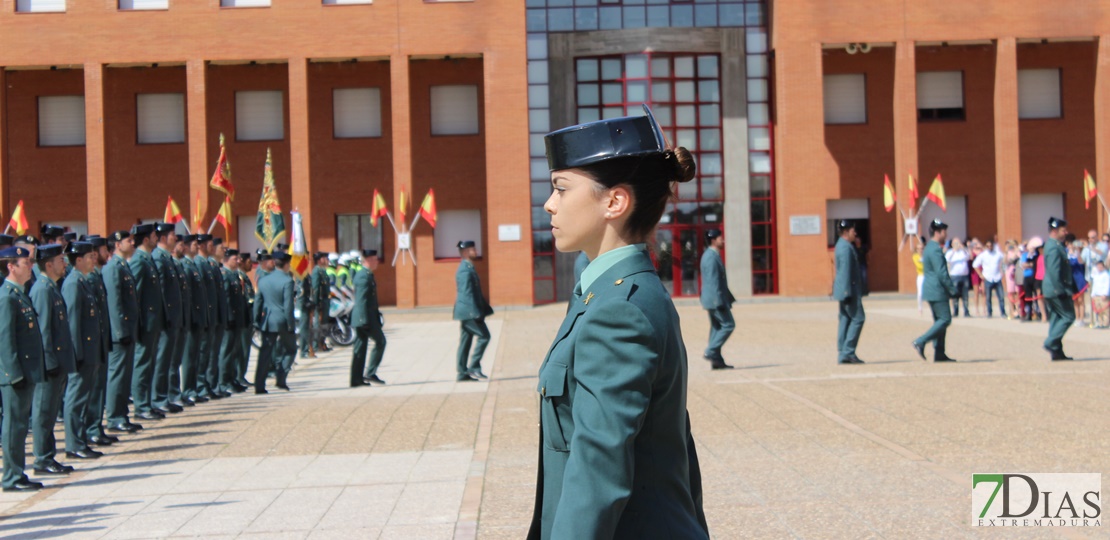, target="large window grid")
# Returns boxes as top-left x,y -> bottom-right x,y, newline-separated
746,27 -> 776,294
526,0 -> 762,32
